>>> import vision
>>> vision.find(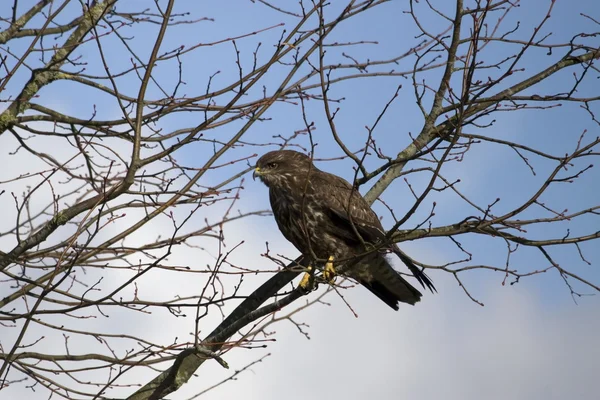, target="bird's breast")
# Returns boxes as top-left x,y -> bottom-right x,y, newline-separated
269,188 -> 347,259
